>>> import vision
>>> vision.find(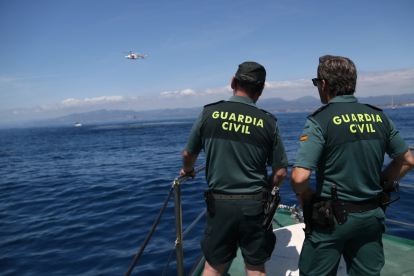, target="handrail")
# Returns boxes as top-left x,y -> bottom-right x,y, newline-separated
172,163 -> 207,276
174,164 -> 206,185
386,219 -> 414,228
162,209 -> 208,276
183,209 -> 207,239
188,254 -> 205,276
173,177 -> 184,276
400,184 -> 414,189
